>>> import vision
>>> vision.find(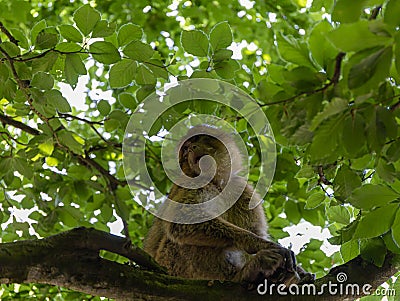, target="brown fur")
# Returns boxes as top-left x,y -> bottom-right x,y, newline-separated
144,125 -> 313,284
